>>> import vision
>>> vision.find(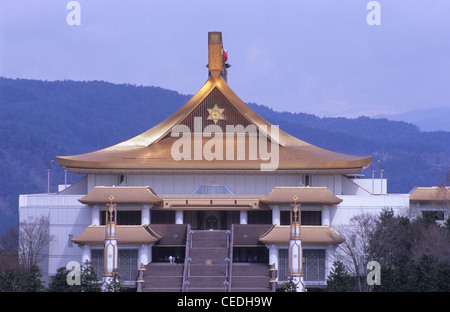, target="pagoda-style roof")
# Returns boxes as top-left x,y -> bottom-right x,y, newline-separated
409,186 -> 450,202
71,225 -> 161,245
78,186 -> 161,205
258,225 -> 344,244
77,185 -> 343,209
260,187 -> 343,205
56,32 -> 371,174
